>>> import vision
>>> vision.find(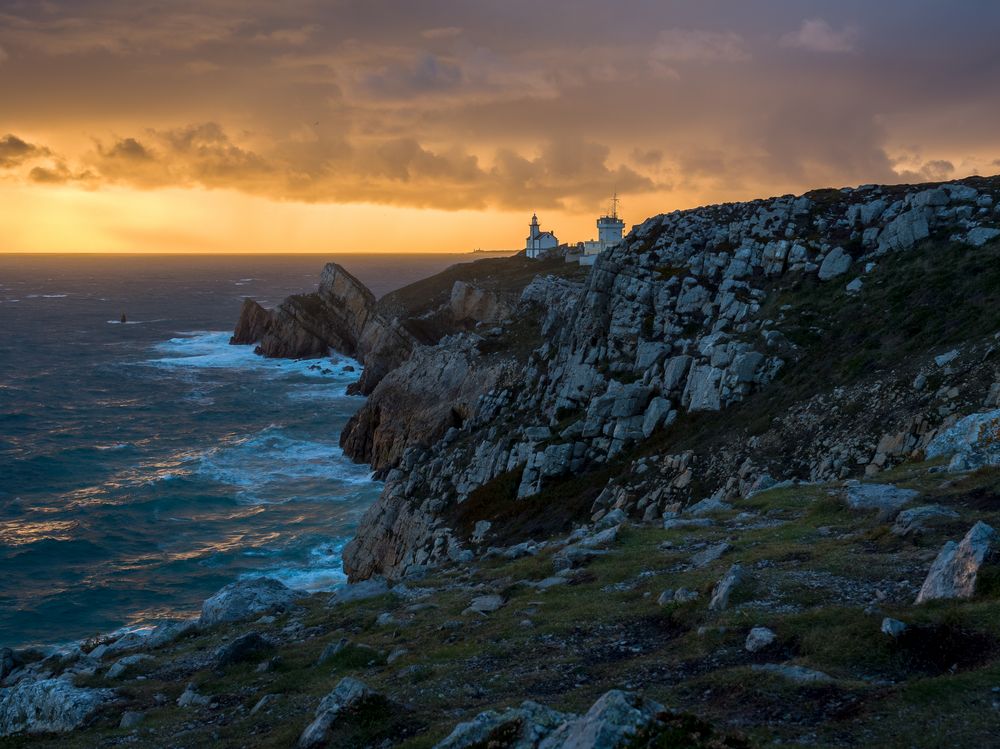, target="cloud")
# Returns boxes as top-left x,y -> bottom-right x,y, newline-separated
650,29 -> 749,64
630,148 -> 663,168
66,123 -> 662,212
0,134 -> 49,168
421,27 -> 463,40
361,54 -> 464,98
892,158 -> 956,183
0,43 -> 7,64
780,19 -> 858,54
